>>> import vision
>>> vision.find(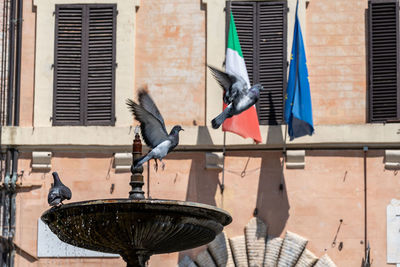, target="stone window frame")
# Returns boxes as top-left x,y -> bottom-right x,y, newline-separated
33,0 -> 140,127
